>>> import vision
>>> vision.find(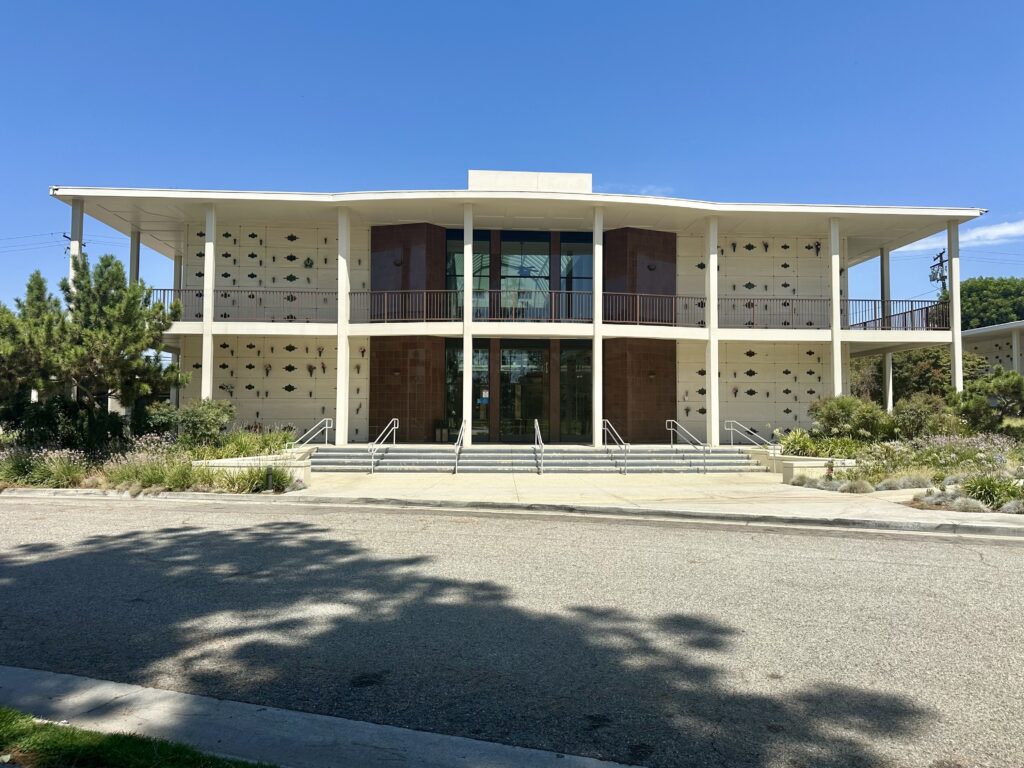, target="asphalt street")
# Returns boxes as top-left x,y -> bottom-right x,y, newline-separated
0,497 -> 1021,768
